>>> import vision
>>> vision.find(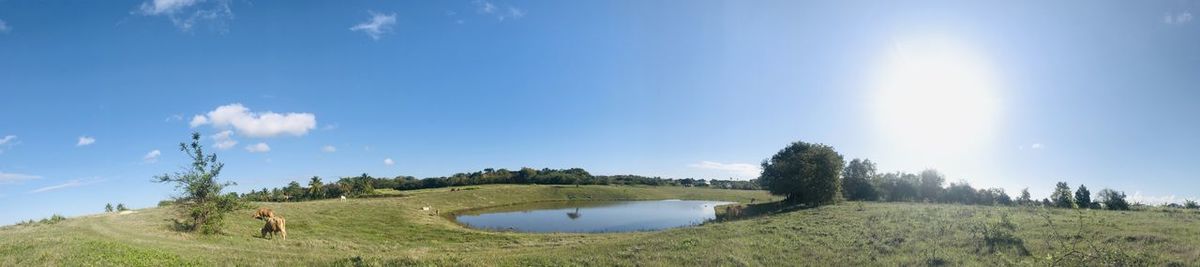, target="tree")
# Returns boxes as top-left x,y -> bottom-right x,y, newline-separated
841,158 -> 879,201
943,181 -> 977,204
1097,189 -> 1129,210
918,169 -> 945,202
1050,182 -> 1076,208
991,188 -> 1013,206
876,172 -> 919,202
284,181 -> 304,201
307,176 -> 325,199
1074,184 -> 1091,209
1185,199 -> 1199,209
154,132 -> 240,234
1017,188 -> 1033,206
116,203 -> 128,211
349,173 -> 375,196
758,141 -> 845,206
105,203 -> 114,212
